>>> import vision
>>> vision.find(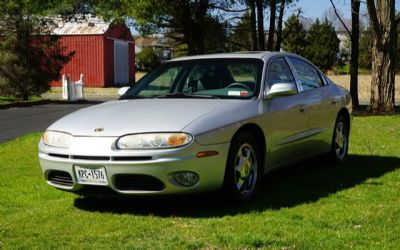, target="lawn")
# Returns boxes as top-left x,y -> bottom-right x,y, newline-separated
0,96 -> 42,105
1,116 -> 400,249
